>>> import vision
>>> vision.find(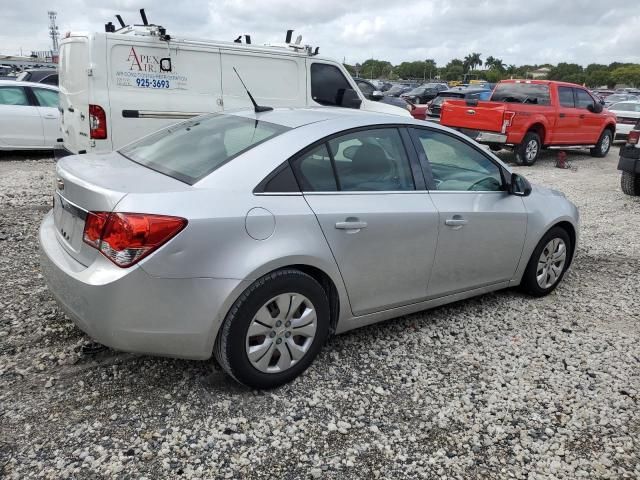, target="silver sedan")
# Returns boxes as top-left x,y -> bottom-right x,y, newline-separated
39,108 -> 579,388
